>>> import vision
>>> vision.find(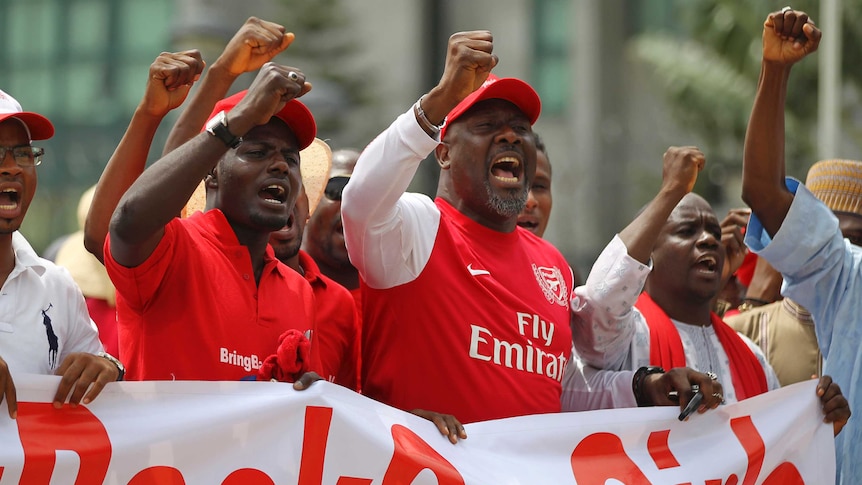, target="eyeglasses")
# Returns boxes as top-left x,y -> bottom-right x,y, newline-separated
0,145 -> 45,167
324,176 -> 350,201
